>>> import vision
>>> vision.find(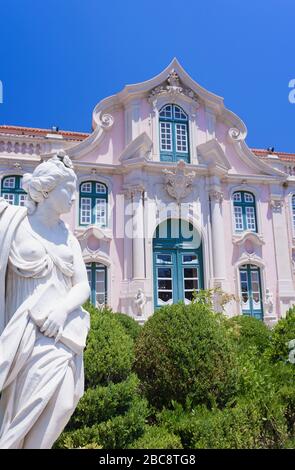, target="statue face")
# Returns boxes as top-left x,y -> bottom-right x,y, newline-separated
48,176 -> 77,215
